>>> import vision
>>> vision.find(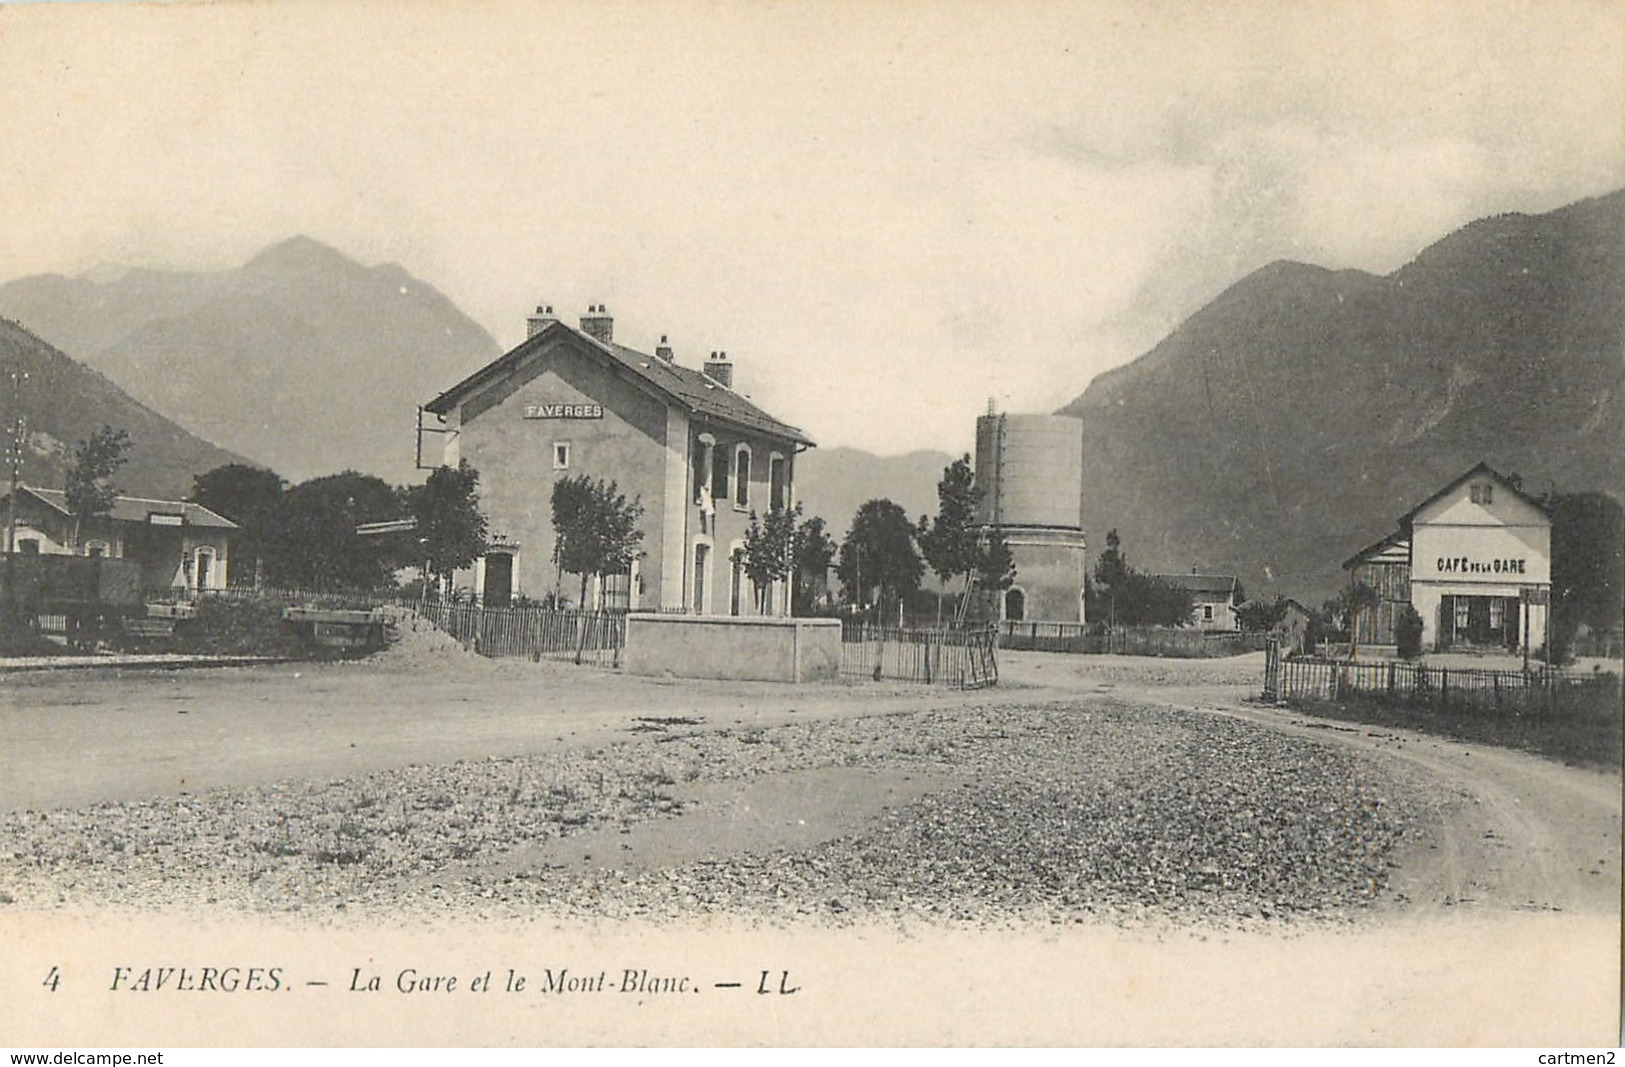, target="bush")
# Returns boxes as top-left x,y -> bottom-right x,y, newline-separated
1395,606 -> 1425,660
